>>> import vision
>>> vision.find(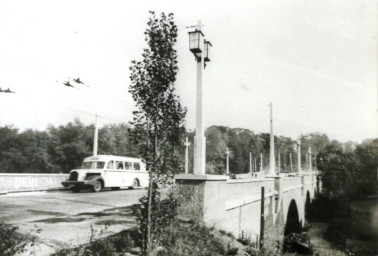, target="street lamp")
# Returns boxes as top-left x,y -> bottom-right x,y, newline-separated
204,40 -> 212,62
188,30 -> 204,58
188,21 -> 212,175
